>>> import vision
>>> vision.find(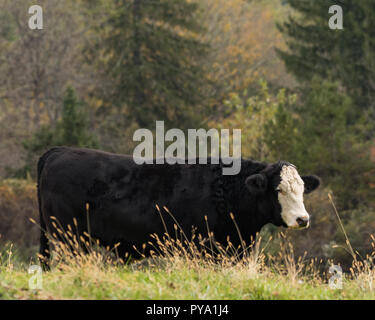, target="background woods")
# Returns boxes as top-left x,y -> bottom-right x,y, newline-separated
0,0 -> 374,269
